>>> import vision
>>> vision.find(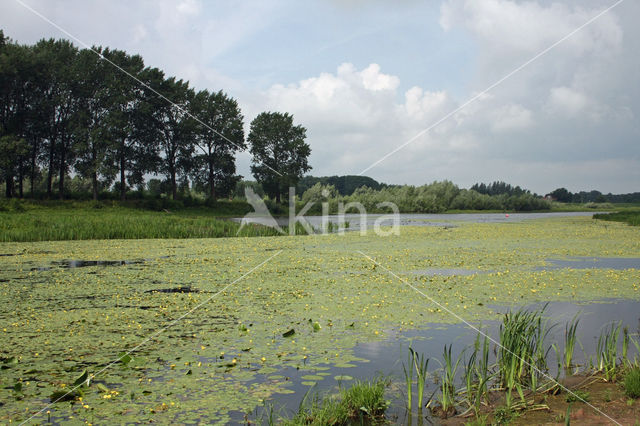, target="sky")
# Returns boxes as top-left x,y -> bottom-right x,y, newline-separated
1,0 -> 638,194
